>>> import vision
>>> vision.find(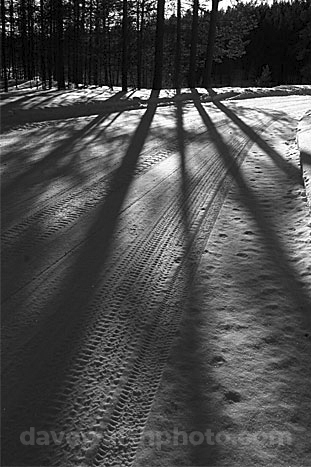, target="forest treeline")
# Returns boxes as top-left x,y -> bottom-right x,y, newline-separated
1,0 -> 310,92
